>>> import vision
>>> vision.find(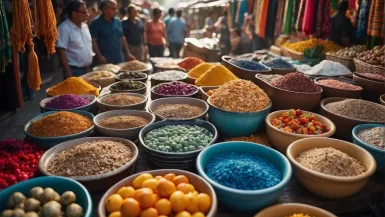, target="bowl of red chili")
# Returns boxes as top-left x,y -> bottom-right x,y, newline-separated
265,109 -> 336,153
